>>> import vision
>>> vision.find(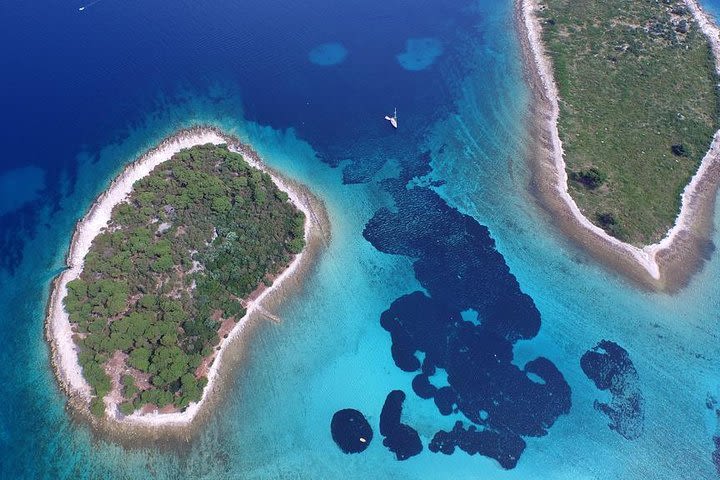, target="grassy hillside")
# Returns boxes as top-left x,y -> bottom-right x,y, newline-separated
537,0 -> 719,244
